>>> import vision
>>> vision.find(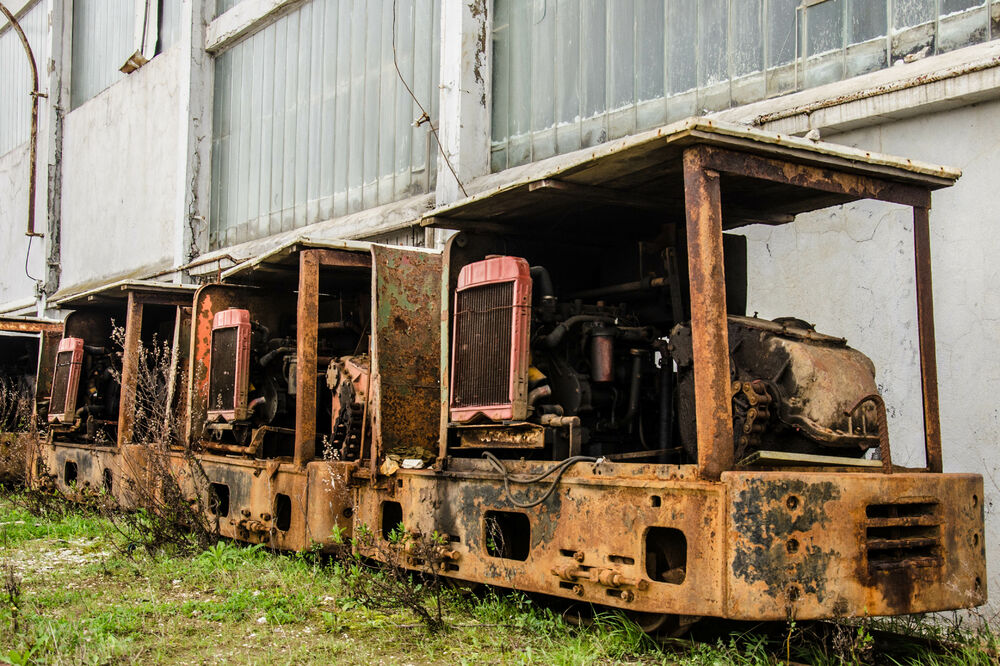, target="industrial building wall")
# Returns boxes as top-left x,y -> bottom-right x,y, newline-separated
0,142 -> 44,309
57,44 -> 186,293
0,0 -> 48,312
